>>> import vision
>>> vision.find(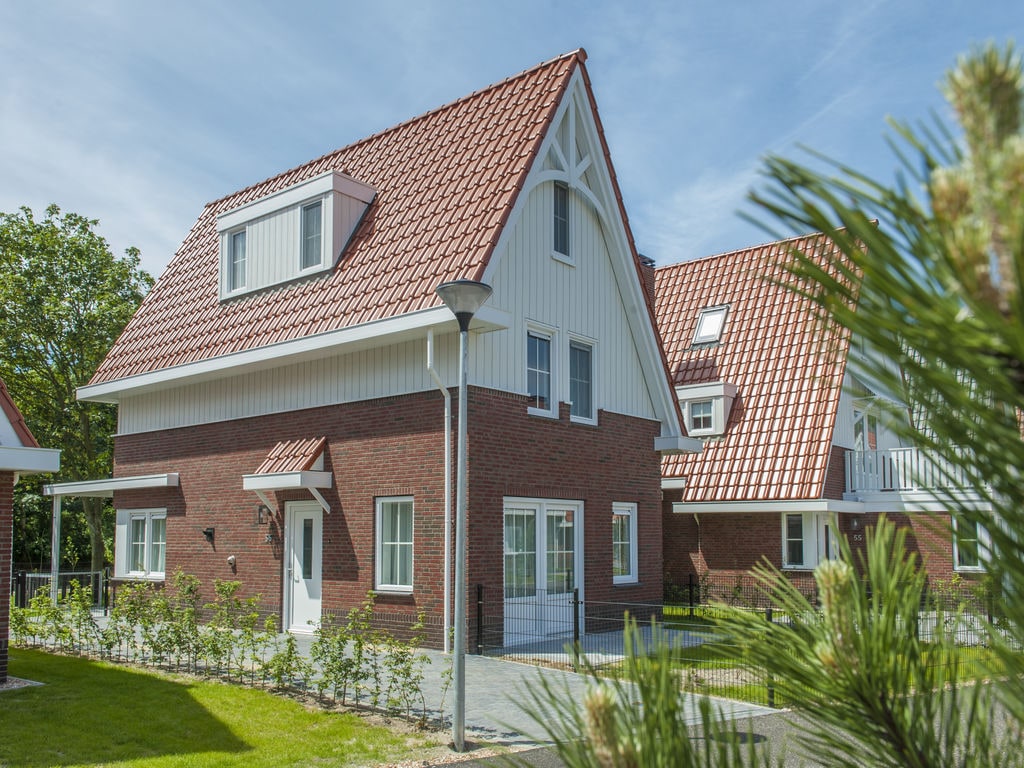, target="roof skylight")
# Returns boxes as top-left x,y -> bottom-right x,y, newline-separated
692,305 -> 728,345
